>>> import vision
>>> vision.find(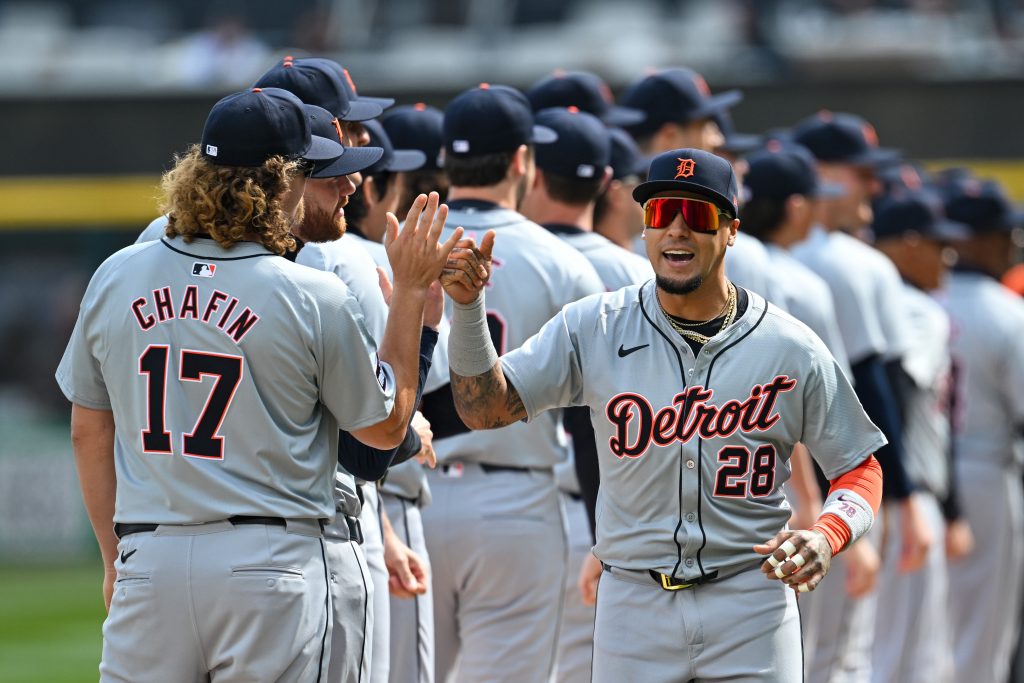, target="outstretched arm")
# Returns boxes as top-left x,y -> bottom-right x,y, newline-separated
441,230 -> 527,431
